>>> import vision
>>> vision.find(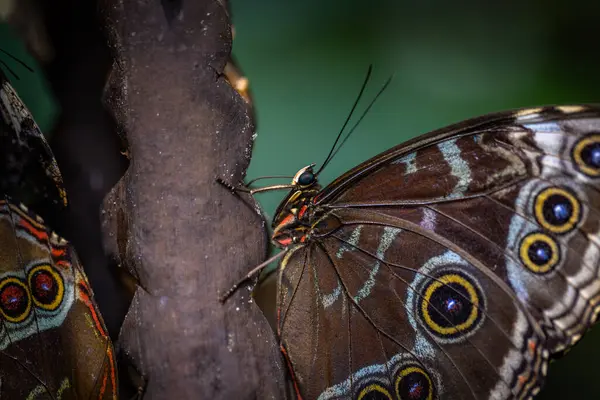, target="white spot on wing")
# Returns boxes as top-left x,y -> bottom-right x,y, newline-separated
523,122 -> 560,133
556,105 -> 585,114
421,208 -> 437,231
323,225 -> 364,309
322,285 -> 341,308
438,139 -> 471,199
392,152 -> 417,174
354,227 -> 401,303
336,226 -> 362,259
514,108 -> 543,121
